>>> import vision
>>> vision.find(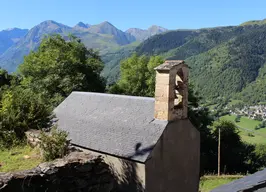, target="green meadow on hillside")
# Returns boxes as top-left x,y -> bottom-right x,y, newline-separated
0,145 -> 42,172
221,115 -> 266,144
199,175 -> 244,192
